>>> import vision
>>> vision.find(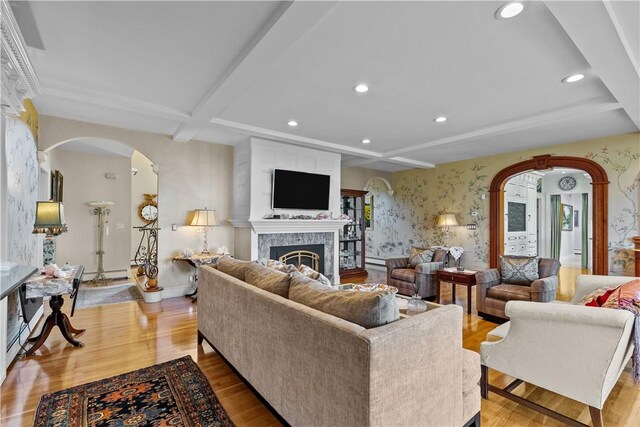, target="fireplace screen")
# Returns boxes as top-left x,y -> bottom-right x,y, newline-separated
270,244 -> 325,274
278,250 -> 319,271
